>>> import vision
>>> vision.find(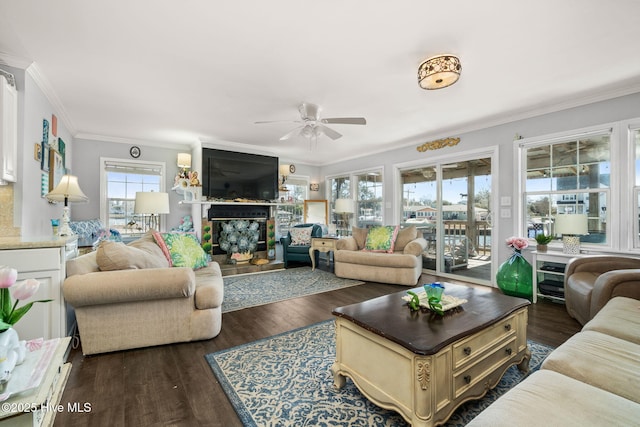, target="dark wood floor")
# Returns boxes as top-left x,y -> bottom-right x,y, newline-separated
55,268 -> 582,427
